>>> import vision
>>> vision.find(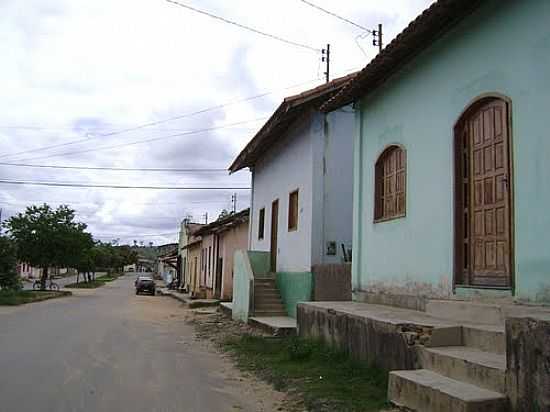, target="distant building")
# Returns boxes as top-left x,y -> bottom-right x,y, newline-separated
193,209 -> 249,300
155,243 -> 178,282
